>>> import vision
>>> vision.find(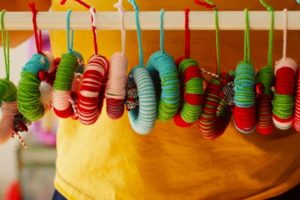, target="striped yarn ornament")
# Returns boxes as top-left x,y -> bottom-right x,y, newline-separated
198,78 -> 227,139
127,67 -> 157,134
105,0 -> 128,120
147,9 -> 180,121
127,0 -> 157,134
256,66 -> 274,135
53,52 -> 83,119
18,53 -> 53,122
147,51 -> 180,121
233,9 -> 256,134
255,4 -> 275,135
106,53 -> 128,120
173,58 -> 204,127
294,68 -> 300,131
77,55 -> 109,125
233,62 -> 256,134
272,58 -> 297,130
